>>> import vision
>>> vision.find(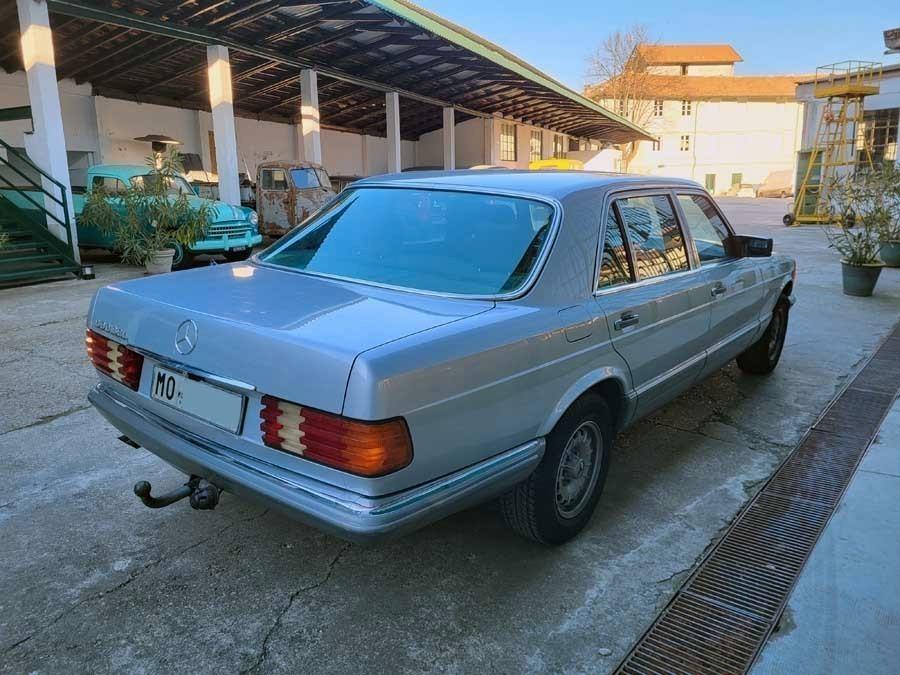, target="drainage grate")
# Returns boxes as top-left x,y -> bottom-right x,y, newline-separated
617,324 -> 900,674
